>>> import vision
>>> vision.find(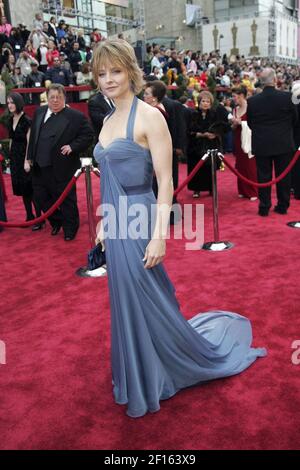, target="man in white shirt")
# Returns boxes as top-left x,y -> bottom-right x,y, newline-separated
151,51 -> 164,76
